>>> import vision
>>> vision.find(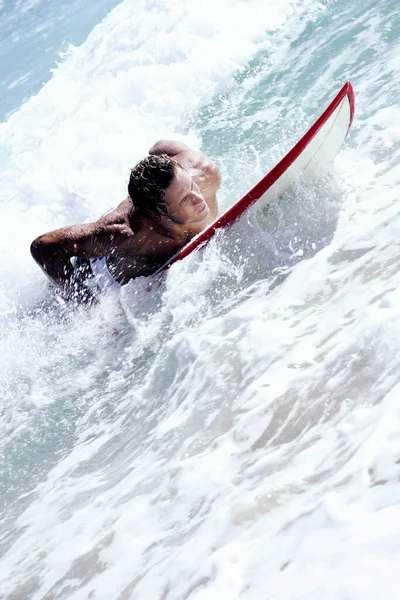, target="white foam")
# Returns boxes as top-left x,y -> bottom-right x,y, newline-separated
2,0 -> 400,599
0,0 -> 302,307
